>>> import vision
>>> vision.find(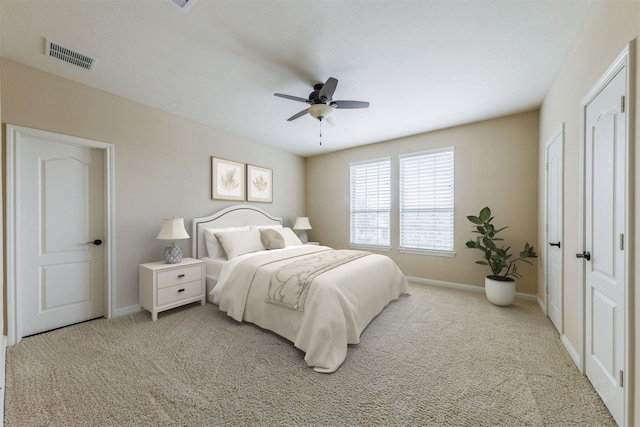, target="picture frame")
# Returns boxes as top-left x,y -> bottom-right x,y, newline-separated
247,164 -> 273,203
211,157 -> 245,201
